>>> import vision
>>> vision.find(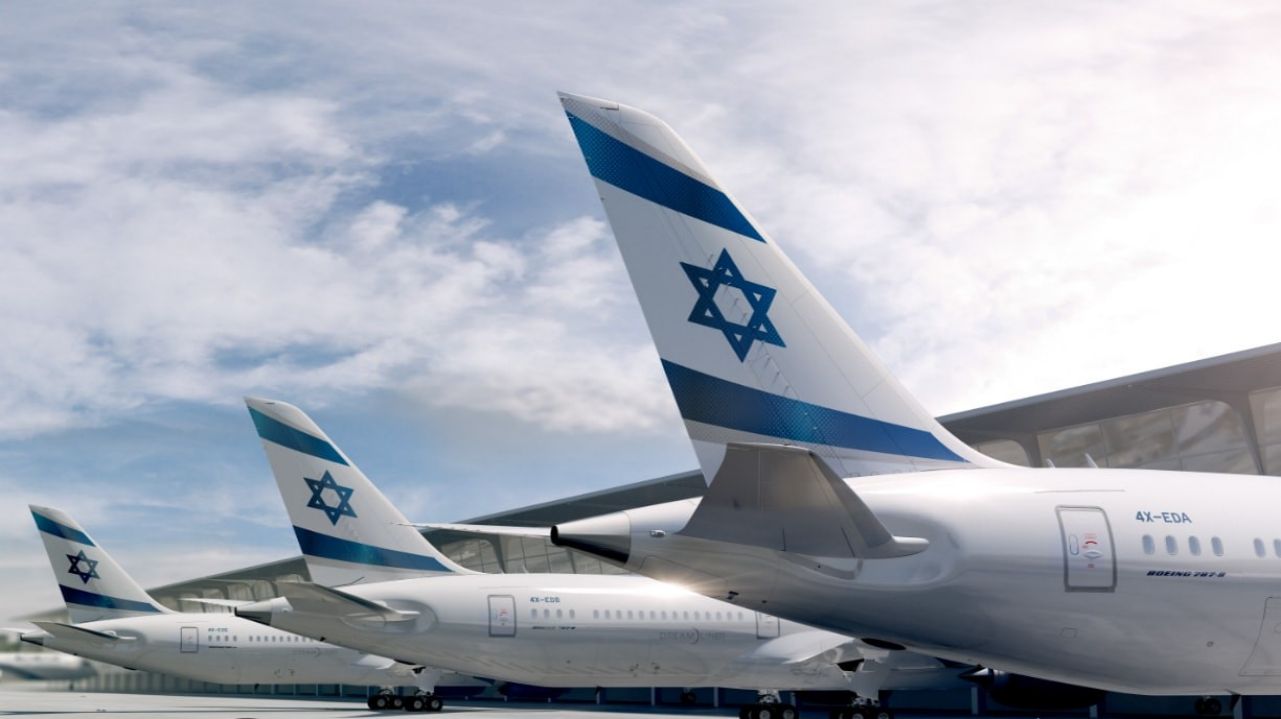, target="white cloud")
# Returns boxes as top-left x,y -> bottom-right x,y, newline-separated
6,1 -> 1281,437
